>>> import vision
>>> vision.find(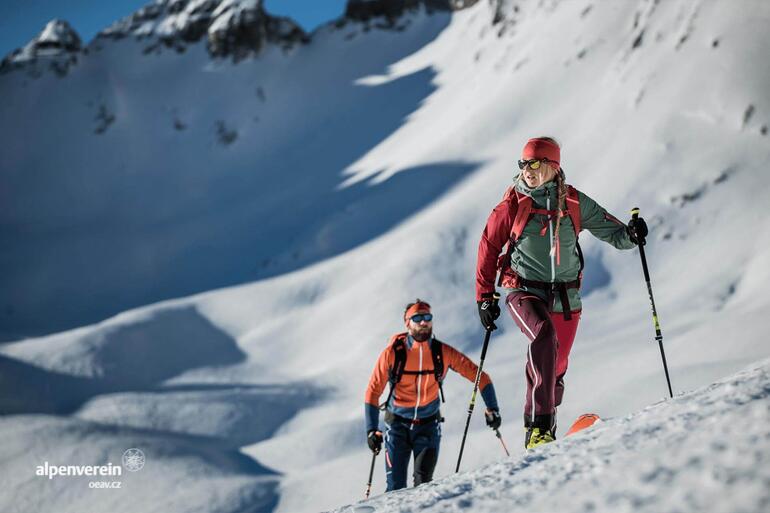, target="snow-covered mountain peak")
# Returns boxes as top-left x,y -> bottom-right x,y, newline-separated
37,19 -> 82,51
0,19 -> 82,75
